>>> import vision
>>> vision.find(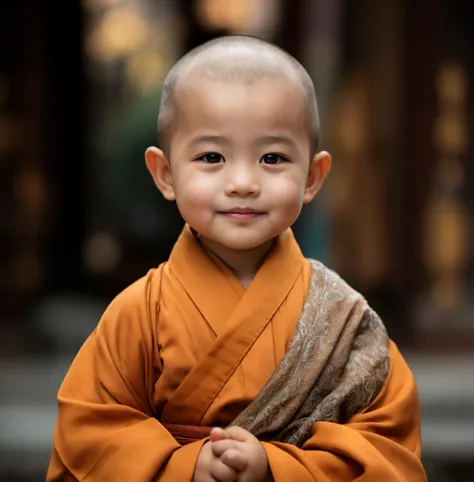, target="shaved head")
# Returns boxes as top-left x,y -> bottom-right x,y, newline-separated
157,36 -> 320,157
